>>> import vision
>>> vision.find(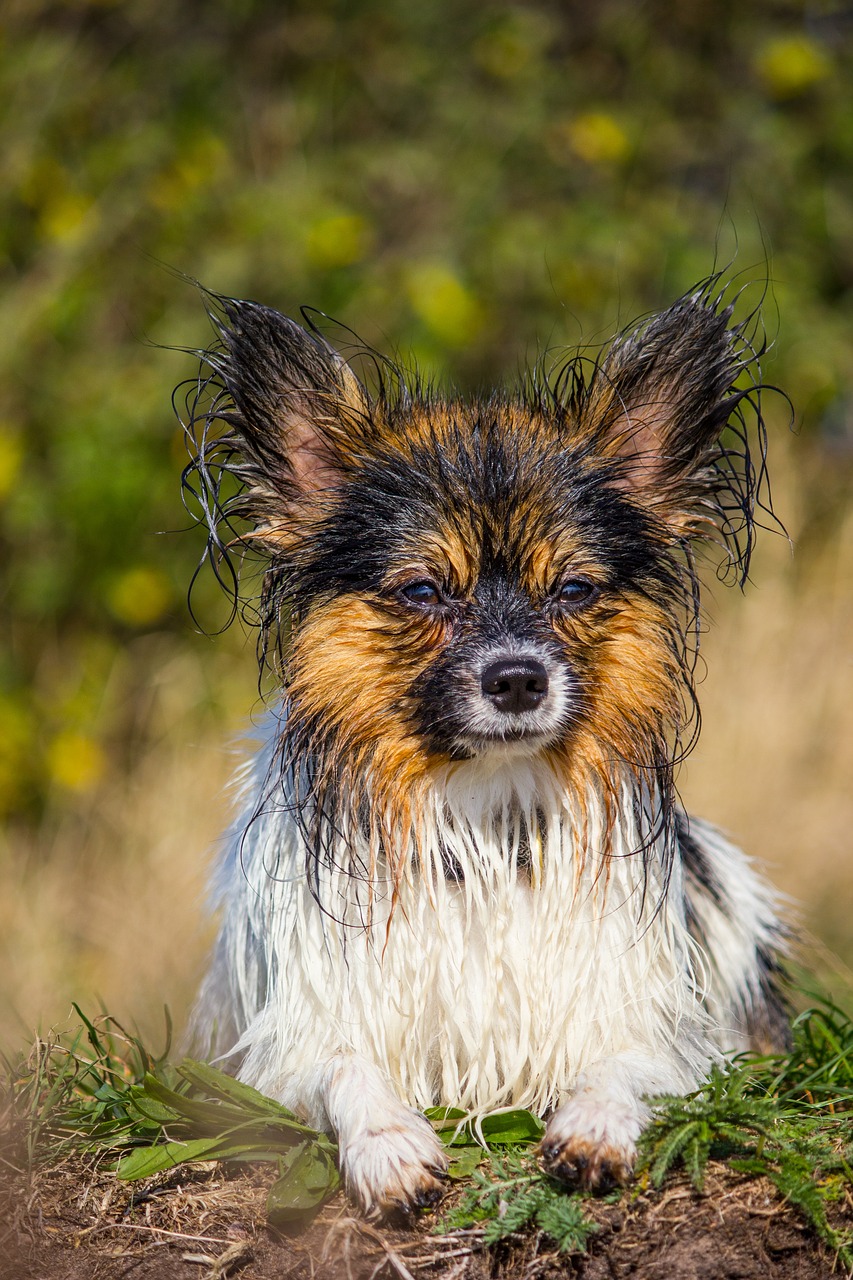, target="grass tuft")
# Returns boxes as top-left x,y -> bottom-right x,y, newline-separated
637,996 -> 853,1268
2,1005 -> 338,1226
